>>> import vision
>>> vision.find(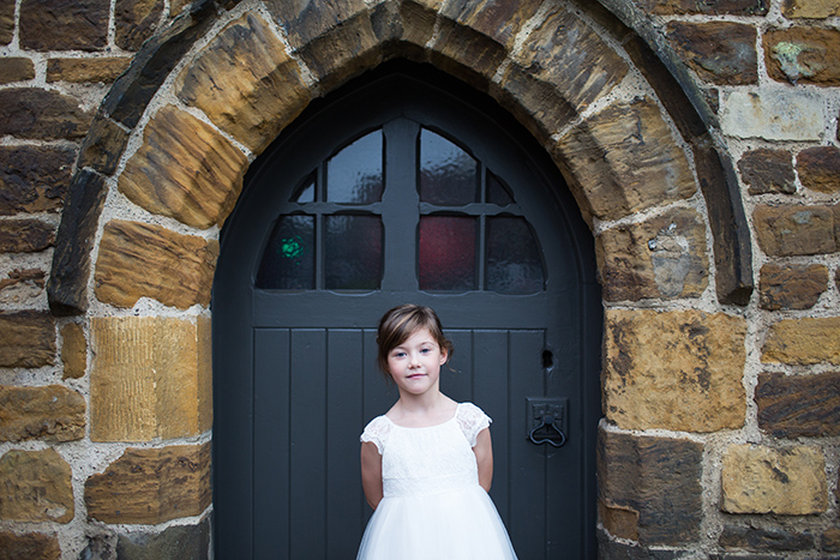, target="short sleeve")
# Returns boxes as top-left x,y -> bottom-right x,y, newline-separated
455,402 -> 492,447
360,416 -> 391,454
